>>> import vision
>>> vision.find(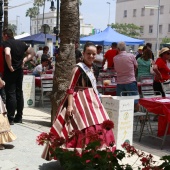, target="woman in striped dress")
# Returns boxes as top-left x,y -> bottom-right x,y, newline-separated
42,42 -> 115,159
